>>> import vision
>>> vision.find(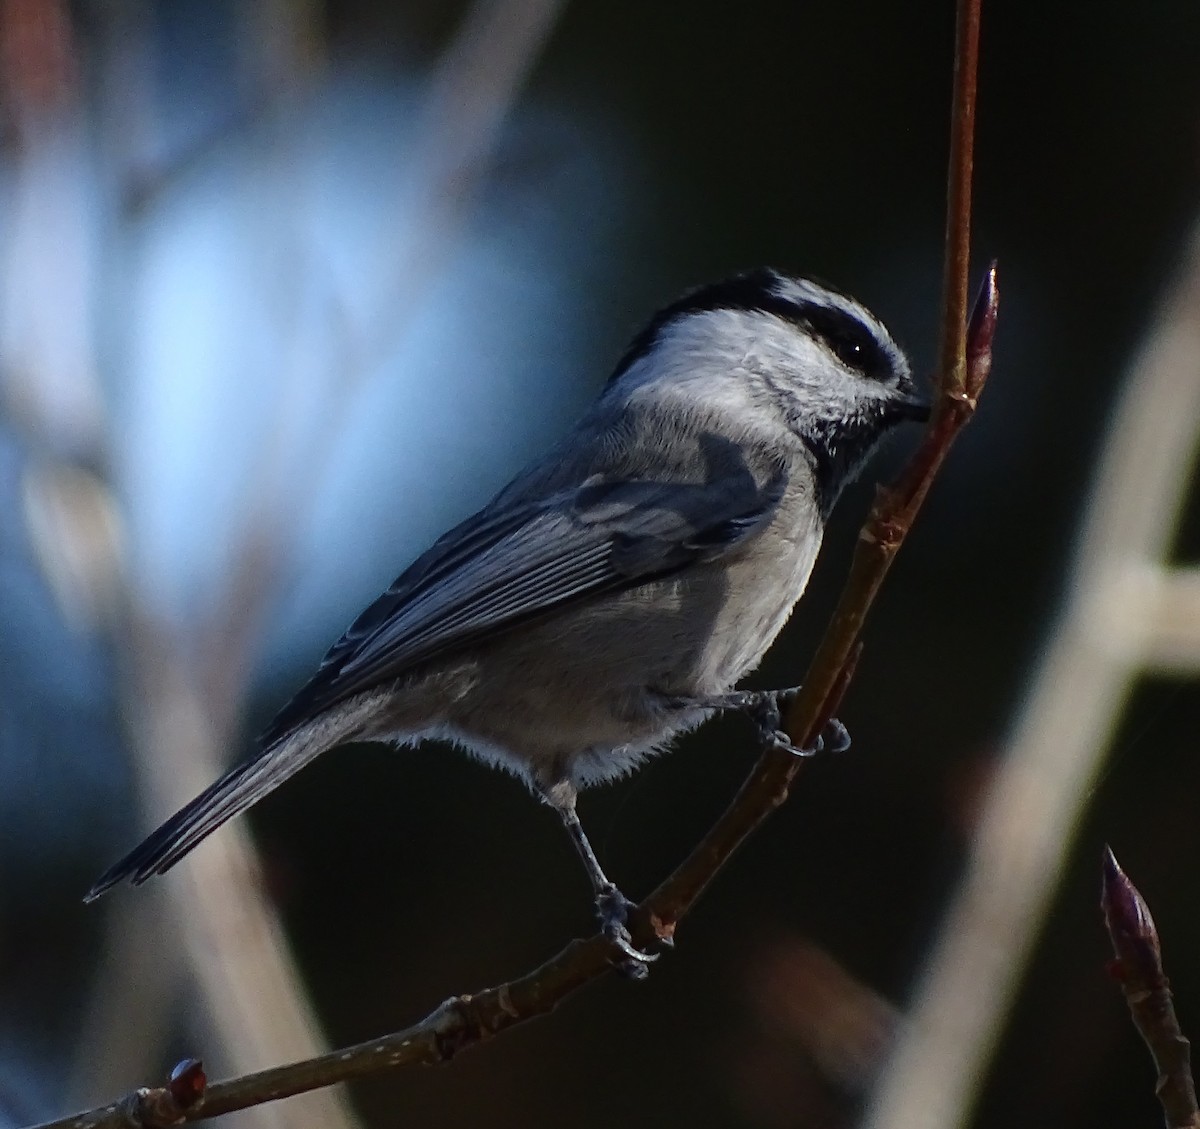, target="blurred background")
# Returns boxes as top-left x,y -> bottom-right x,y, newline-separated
2,1 -> 1200,1127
